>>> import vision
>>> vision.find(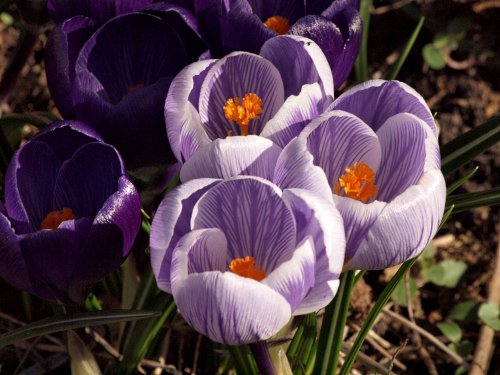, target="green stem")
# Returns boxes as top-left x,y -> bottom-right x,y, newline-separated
314,270 -> 356,375
339,259 -> 417,375
354,0 -> 373,83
